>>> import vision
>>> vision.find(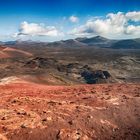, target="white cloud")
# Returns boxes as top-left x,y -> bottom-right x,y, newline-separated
69,11 -> 140,39
69,16 -> 79,23
126,11 -> 140,22
125,25 -> 140,35
17,21 -> 64,37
